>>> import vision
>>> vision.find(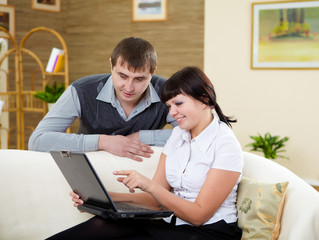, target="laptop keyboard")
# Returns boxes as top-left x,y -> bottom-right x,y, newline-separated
115,202 -> 152,212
